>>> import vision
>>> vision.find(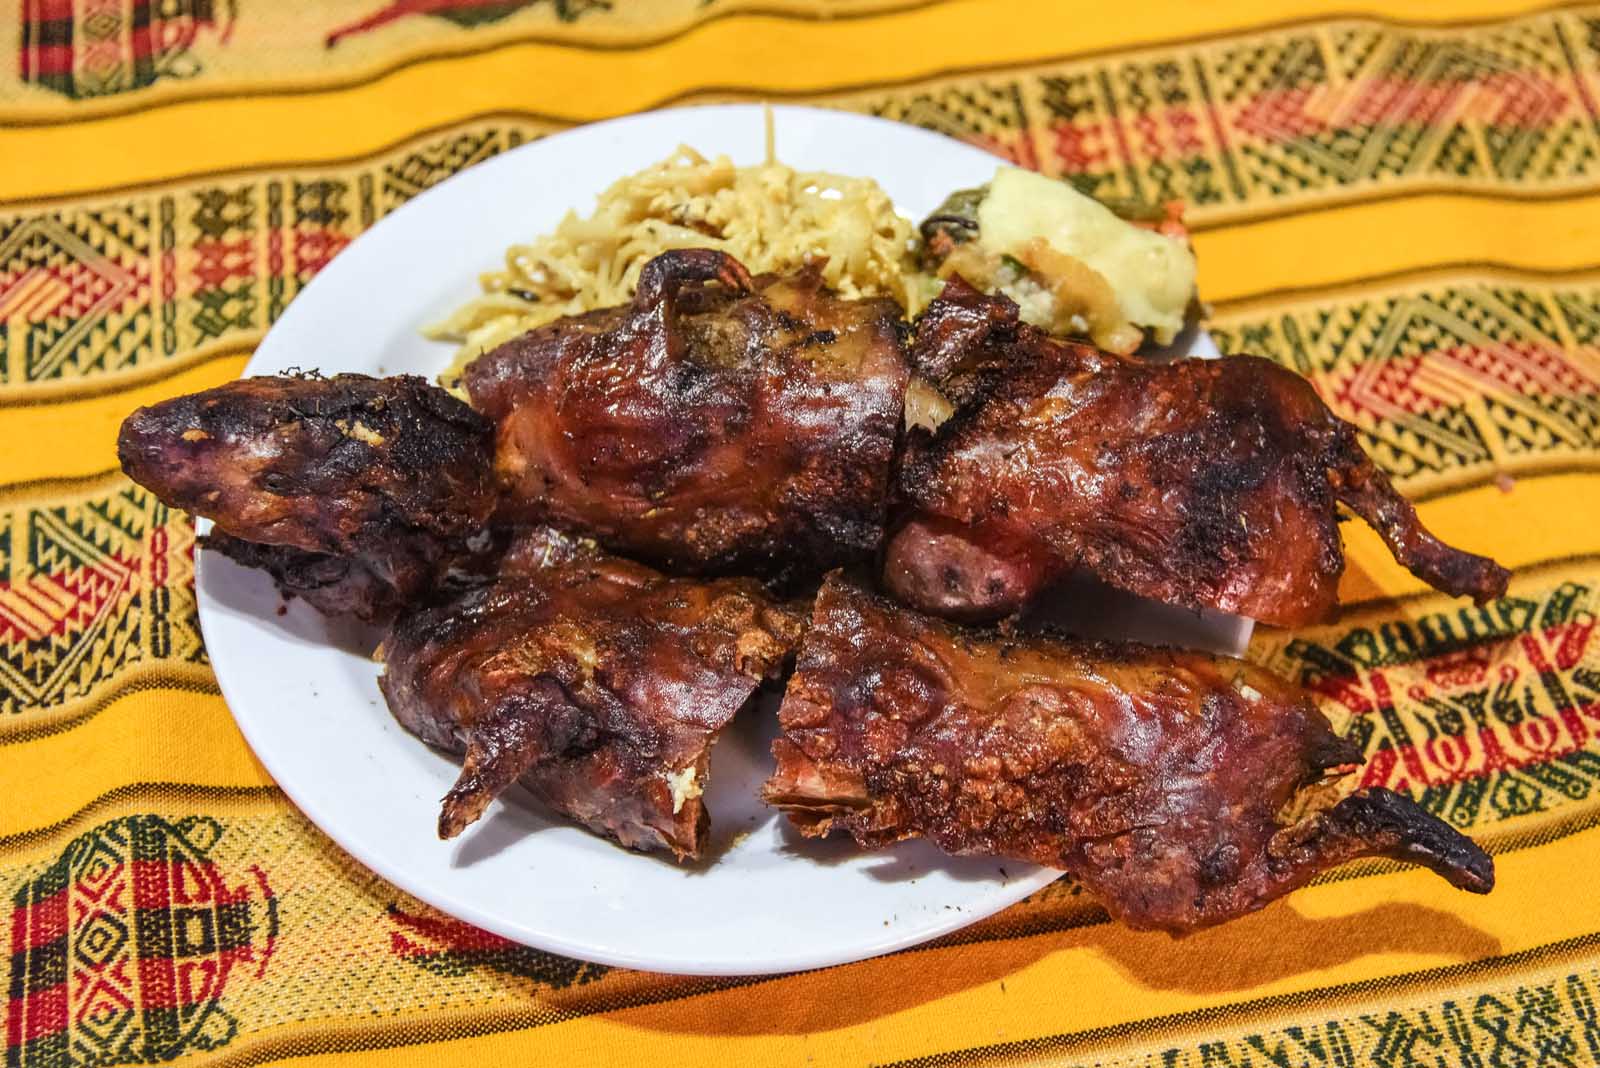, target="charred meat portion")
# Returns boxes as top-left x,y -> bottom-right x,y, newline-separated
118,373 -> 496,620
380,527 -> 805,859
465,248 -> 909,586
202,531 -> 409,622
885,279 -> 1509,625
764,576 -> 1494,932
